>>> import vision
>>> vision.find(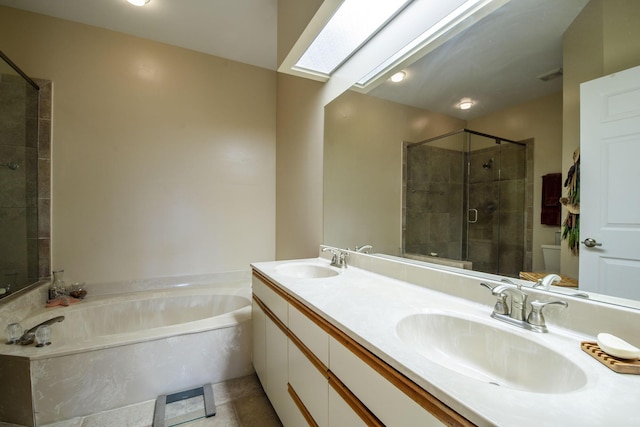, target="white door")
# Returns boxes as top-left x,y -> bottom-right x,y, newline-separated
580,65 -> 640,300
